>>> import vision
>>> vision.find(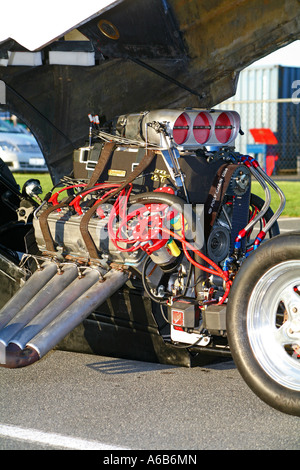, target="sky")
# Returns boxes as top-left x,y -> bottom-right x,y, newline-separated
251,40 -> 300,67
0,1 -> 119,50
